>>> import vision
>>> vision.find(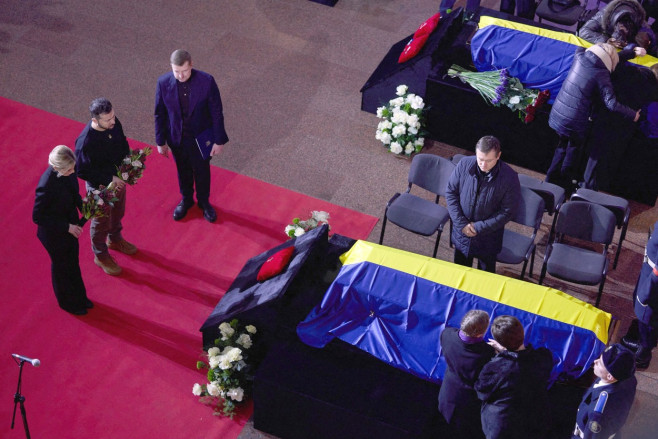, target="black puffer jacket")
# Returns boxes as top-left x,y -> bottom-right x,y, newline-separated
446,157 -> 520,259
578,0 -> 647,45
548,47 -> 637,138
